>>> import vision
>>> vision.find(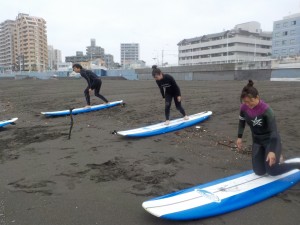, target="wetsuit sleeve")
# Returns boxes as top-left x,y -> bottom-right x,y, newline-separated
156,80 -> 165,98
238,110 -> 246,138
81,70 -> 92,88
264,108 -> 279,152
